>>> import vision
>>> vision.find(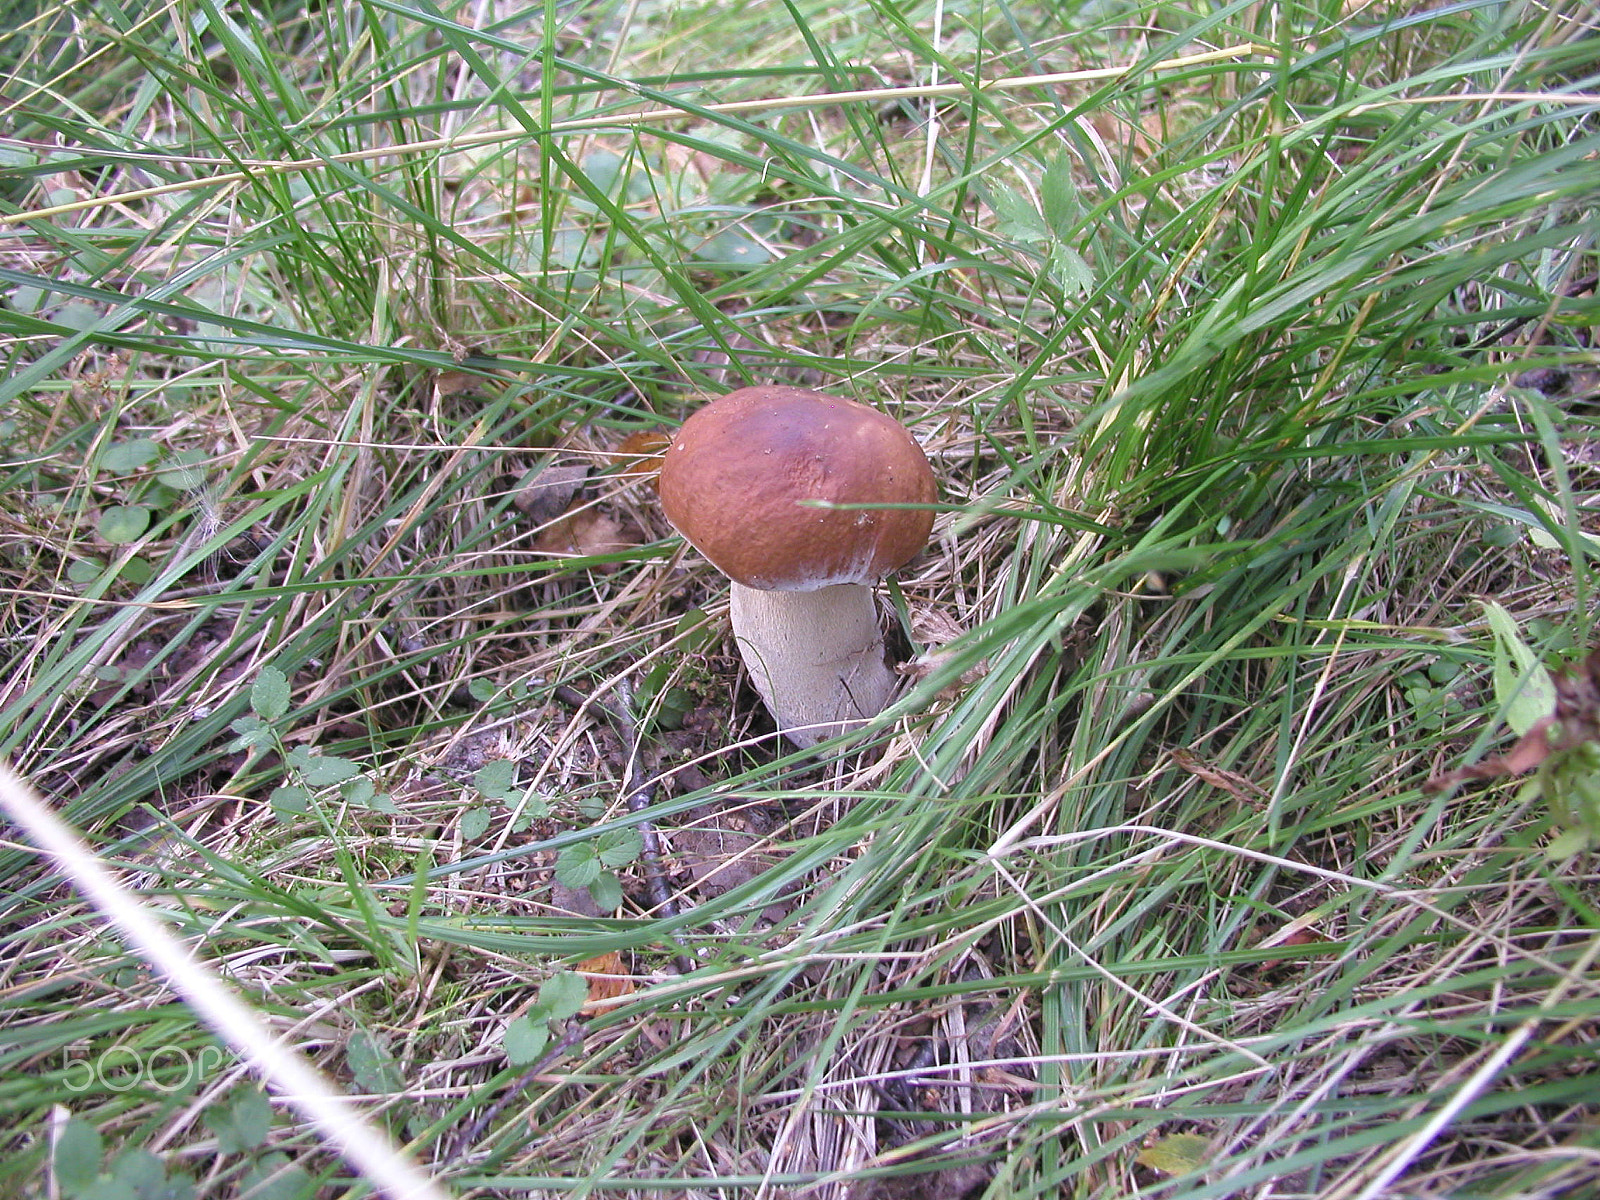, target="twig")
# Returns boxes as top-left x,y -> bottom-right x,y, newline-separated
552,682 -> 694,973
441,1019 -> 585,1164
